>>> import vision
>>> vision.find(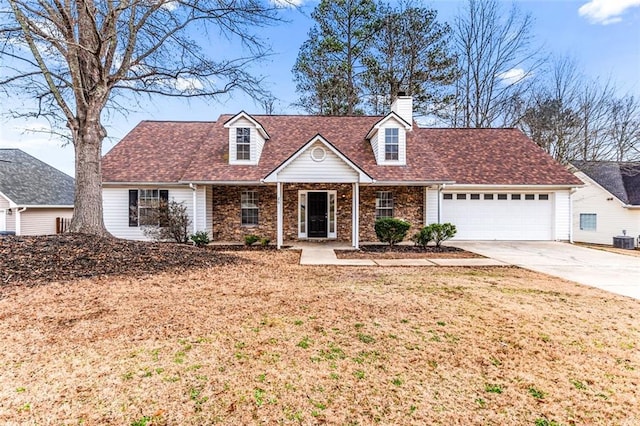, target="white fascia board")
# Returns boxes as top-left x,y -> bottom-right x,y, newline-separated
102,182 -> 186,186
180,180 -> 264,185
263,134 -> 373,184
223,111 -> 270,140
365,112 -> 412,139
17,205 -> 74,208
443,184 -> 583,190
369,180 -> 455,186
